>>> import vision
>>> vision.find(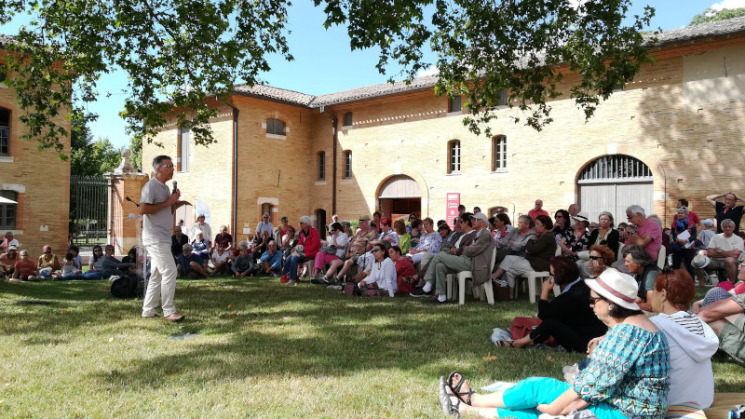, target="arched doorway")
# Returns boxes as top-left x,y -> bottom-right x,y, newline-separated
378,175 -> 421,220
578,155 -> 654,224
